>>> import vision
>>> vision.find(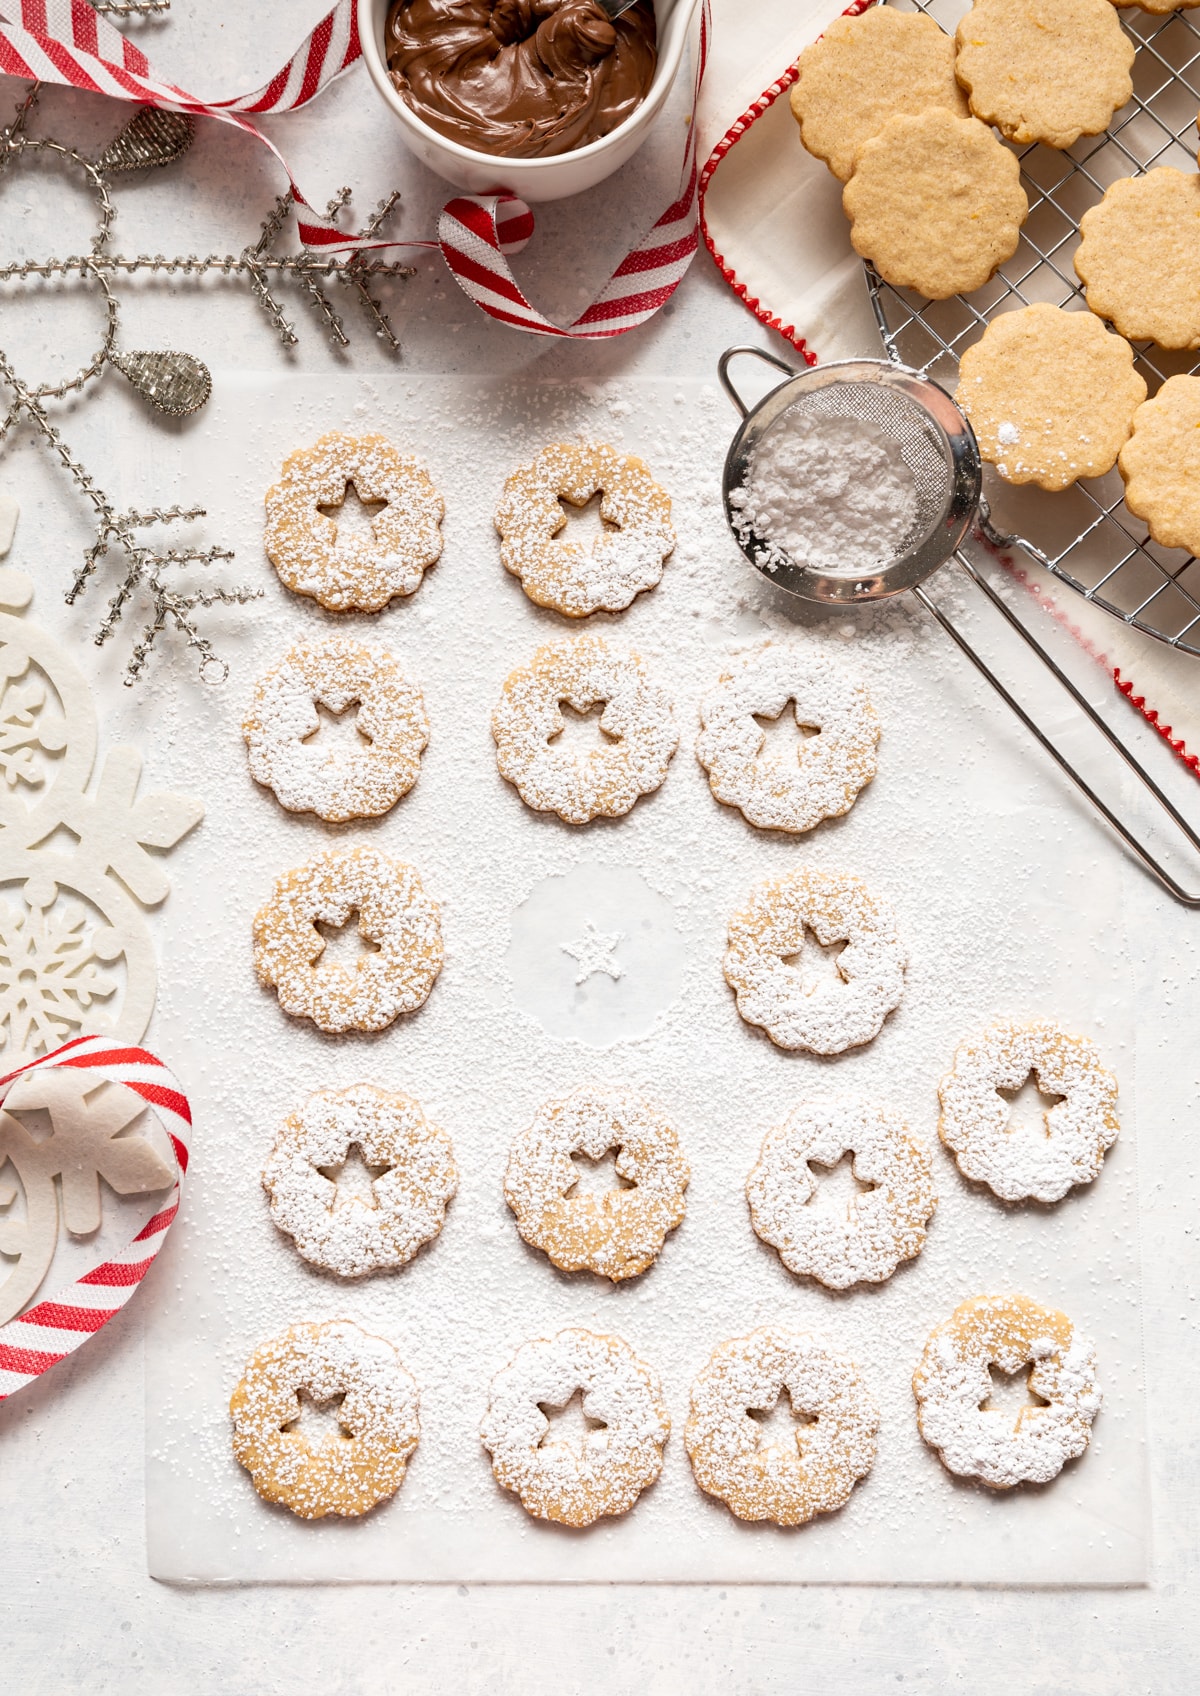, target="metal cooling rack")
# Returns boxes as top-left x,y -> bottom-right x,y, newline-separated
869,0 -> 1200,655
